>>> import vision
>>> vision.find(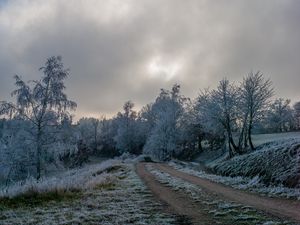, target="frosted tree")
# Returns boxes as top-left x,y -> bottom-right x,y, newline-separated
0,119 -> 35,184
176,100 -> 205,159
193,90 -> 225,152
91,118 -> 100,152
114,101 -> 140,154
143,84 -> 186,160
139,103 -> 156,132
240,71 -> 273,150
0,56 -> 77,179
98,117 -> 118,157
195,79 -> 240,157
294,101 -> 300,130
57,115 -> 80,163
211,79 -> 240,156
78,117 -> 100,152
265,99 -> 294,132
